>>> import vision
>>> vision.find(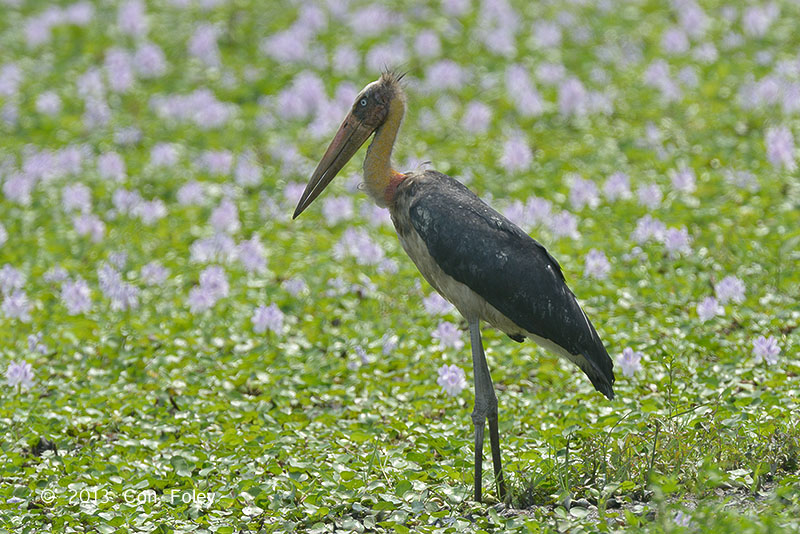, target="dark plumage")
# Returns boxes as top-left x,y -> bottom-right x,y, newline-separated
395,171 -> 615,399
